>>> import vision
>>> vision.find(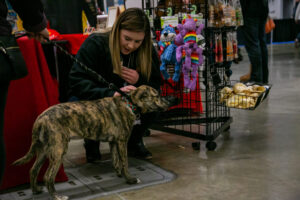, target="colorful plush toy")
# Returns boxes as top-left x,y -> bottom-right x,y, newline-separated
158,25 -> 181,82
176,16 -> 204,91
